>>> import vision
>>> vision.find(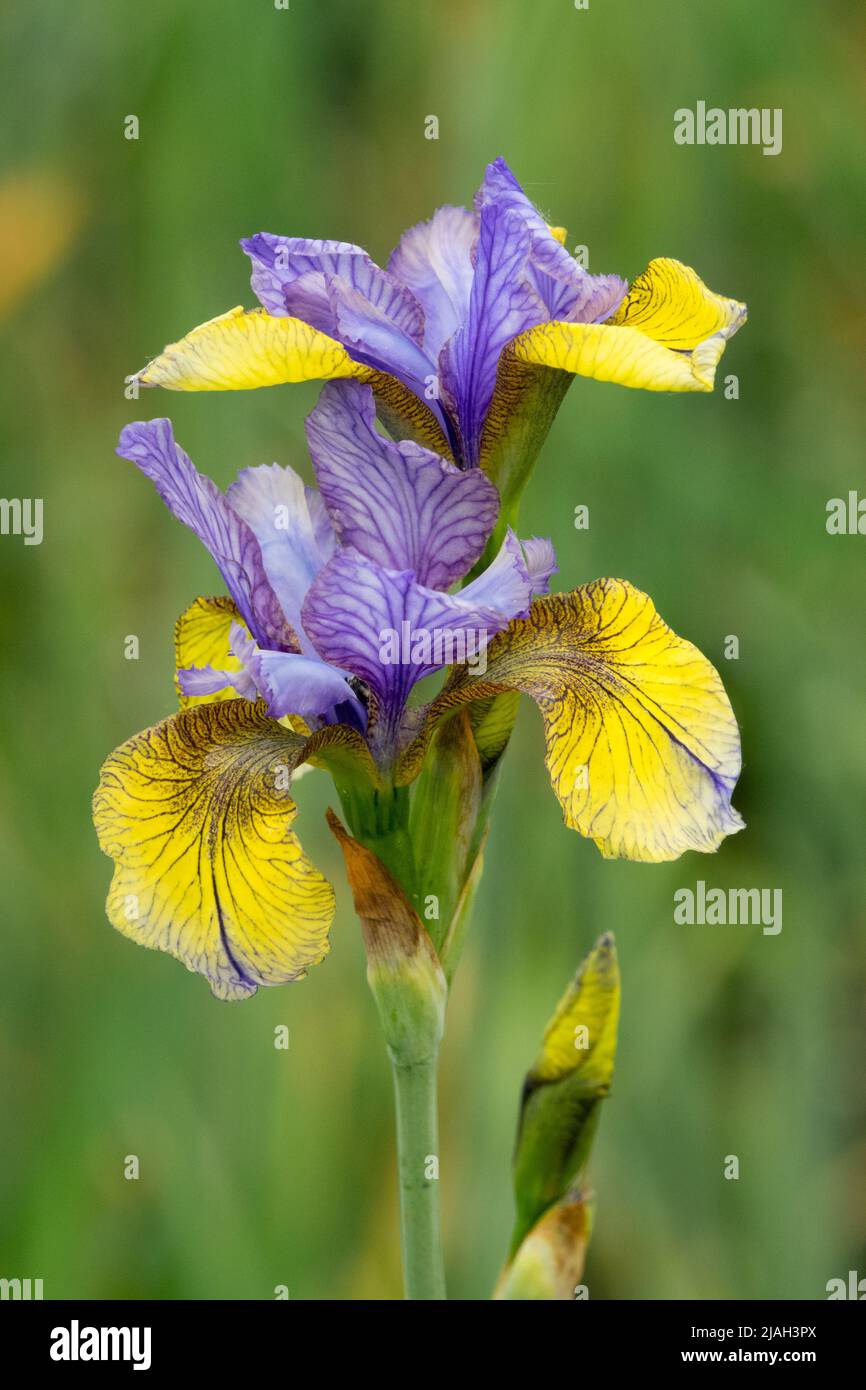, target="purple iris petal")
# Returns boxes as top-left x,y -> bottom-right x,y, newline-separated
475,158 -> 627,324
457,528 -> 538,619
387,205 -> 478,360
177,664 -> 258,701
254,649 -> 366,727
178,618 -> 365,730
178,621 -> 258,701
242,232 -> 451,438
305,381 -> 499,589
327,276 -> 436,392
236,159 -> 628,472
440,203 -> 546,468
302,546 -> 518,742
242,235 -> 424,342
116,420 -> 293,651
520,535 -> 559,597
226,462 -> 335,655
